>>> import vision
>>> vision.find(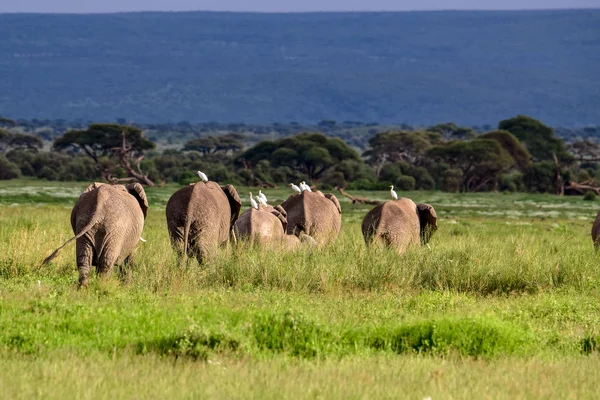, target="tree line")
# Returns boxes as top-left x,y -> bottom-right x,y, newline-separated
1,115 -> 600,195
